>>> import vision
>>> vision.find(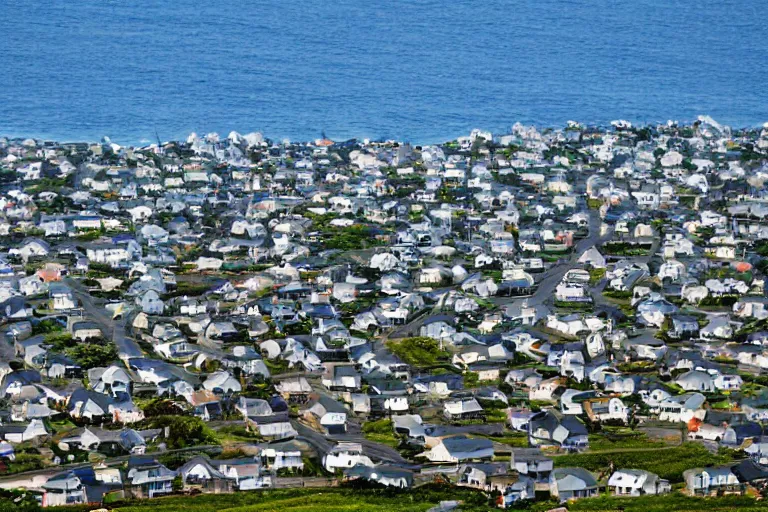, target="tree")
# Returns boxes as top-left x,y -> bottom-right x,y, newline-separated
66,343 -> 118,369
142,416 -> 219,449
